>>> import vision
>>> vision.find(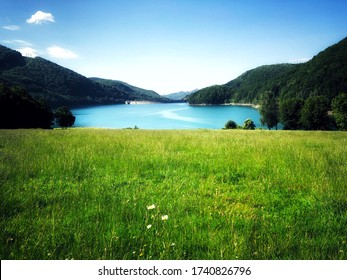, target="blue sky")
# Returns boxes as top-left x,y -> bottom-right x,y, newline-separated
1,0 -> 346,94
